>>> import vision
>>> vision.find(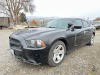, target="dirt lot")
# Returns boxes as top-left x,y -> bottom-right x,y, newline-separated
0,29 -> 100,75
